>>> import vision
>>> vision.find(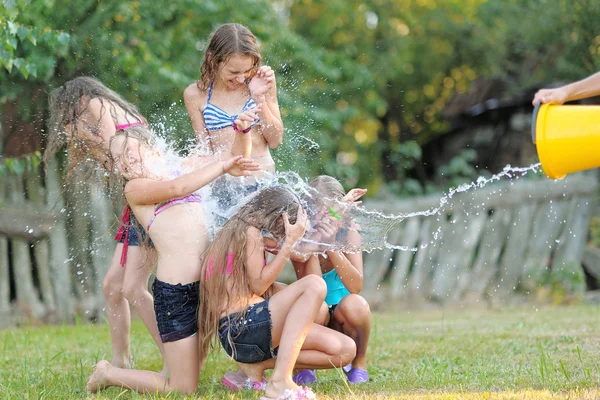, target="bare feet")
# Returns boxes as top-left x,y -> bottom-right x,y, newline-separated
86,360 -> 111,393
111,352 -> 133,369
264,376 -> 299,399
237,362 -> 266,383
